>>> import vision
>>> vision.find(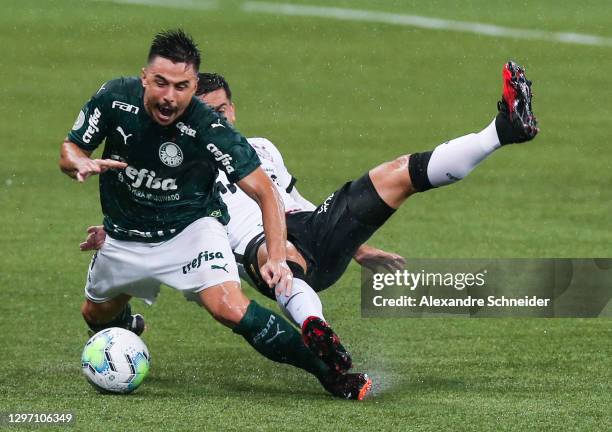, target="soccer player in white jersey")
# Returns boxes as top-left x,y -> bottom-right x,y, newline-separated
82,64 -> 538,398
197,73 -> 405,376
196,69 -> 537,377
